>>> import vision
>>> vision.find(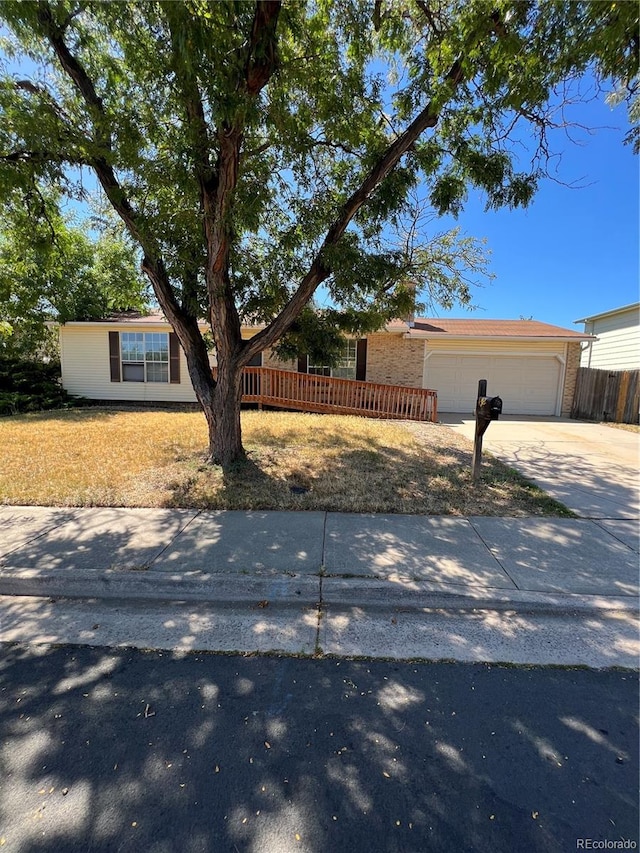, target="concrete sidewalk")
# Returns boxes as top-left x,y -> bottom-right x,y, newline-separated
0,505 -> 638,668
